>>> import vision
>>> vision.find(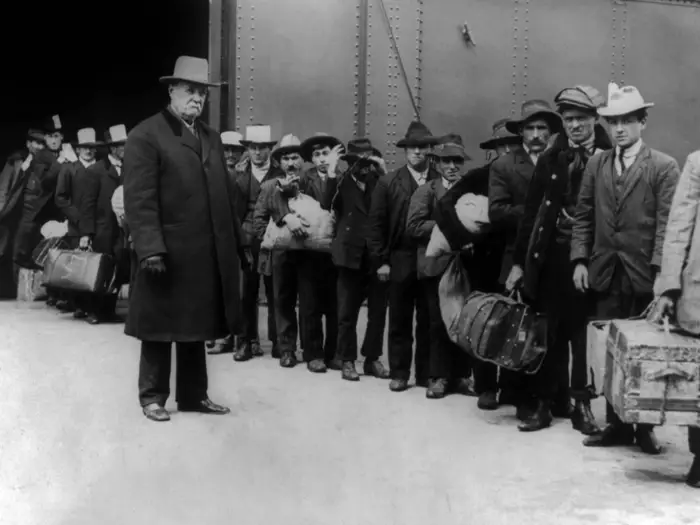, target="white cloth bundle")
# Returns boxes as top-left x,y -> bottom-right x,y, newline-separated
111,186 -> 125,225
425,193 -> 490,257
40,220 -> 68,239
261,193 -> 334,252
